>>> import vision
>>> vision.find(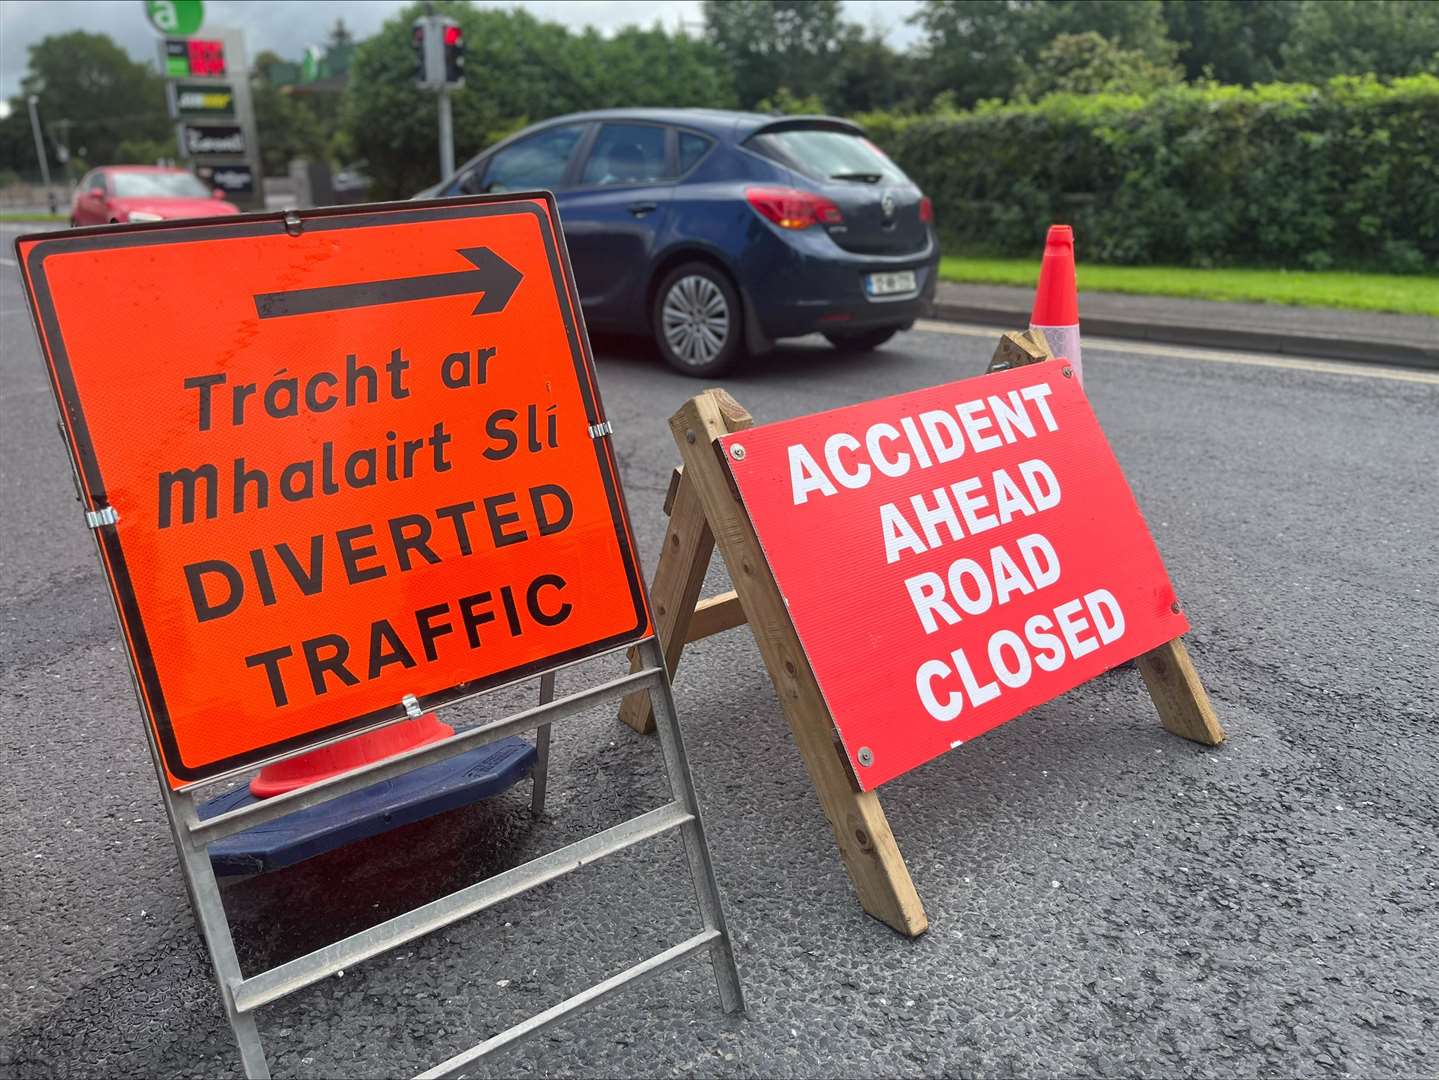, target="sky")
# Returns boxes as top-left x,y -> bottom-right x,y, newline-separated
0,0 -> 925,103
